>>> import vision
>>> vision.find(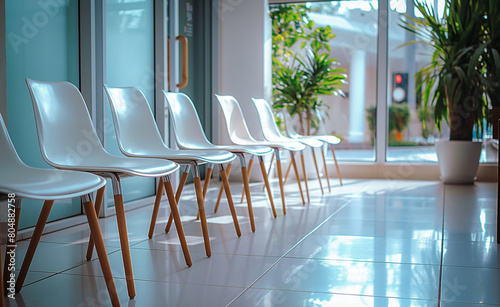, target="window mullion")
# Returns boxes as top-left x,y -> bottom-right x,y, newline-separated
376,0 -> 389,163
